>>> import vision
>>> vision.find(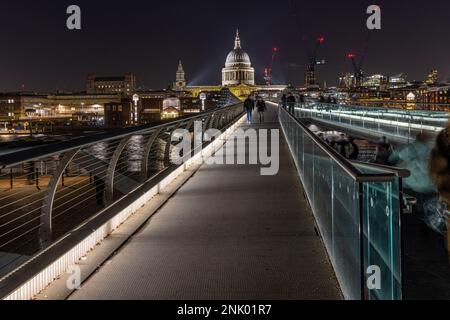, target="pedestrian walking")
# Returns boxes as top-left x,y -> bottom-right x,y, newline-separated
281,94 -> 288,110
256,97 -> 267,124
243,96 -> 254,124
287,93 -> 296,114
